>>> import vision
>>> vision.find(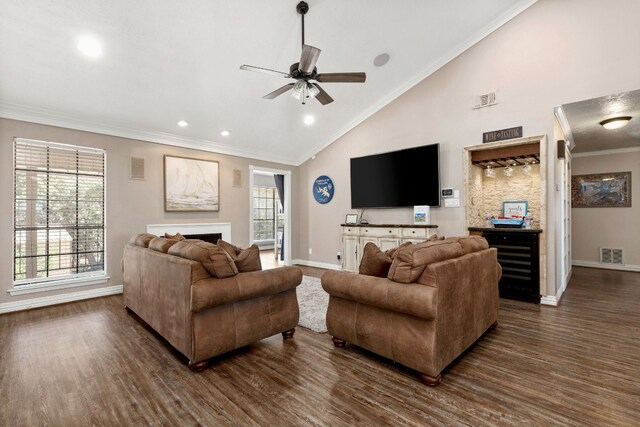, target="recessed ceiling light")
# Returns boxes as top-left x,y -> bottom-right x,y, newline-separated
373,53 -> 390,67
177,120 -> 189,127
220,130 -> 230,136
77,36 -> 102,58
600,116 -> 632,130
304,115 -> 315,125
